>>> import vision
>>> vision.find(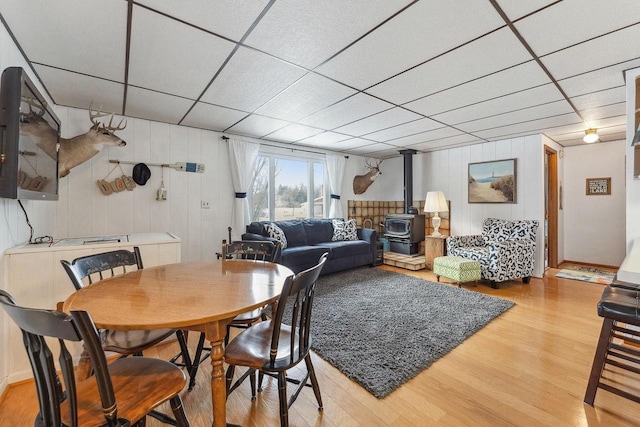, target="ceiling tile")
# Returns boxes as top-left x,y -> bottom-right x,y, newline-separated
333,107 -> 422,137
346,143 -> 396,155
200,47 -> 307,112
298,93 -> 393,129
456,100 -> 575,133
244,0 -> 413,69
128,5 -> 236,99
364,118 -> 444,142
540,24 -> 640,80
474,114 -> 581,140
254,73 -> 356,122
226,114 -> 289,137
405,61 -> 552,116
384,127 -> 464,147
33,65 -> 124,114
331,138 -> 378,150
580,104 -> 626,123
495,0 -> 558,21
570,87 -> 626,111
370,149 -> 406,159
515,0 -> 640,56
125,87 -> 193,124
135,0 -> 269,41
181,102 -> 249,131
316,0 -> 504,89
407,133 -> 483,151
265,124 -> 325,142
0,0 -> 127,81
298,132 -> 352,146
558,58 -> 640,97
587,115 -> 627,129
367,28 -> 533,104
432,84 -> 564,125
